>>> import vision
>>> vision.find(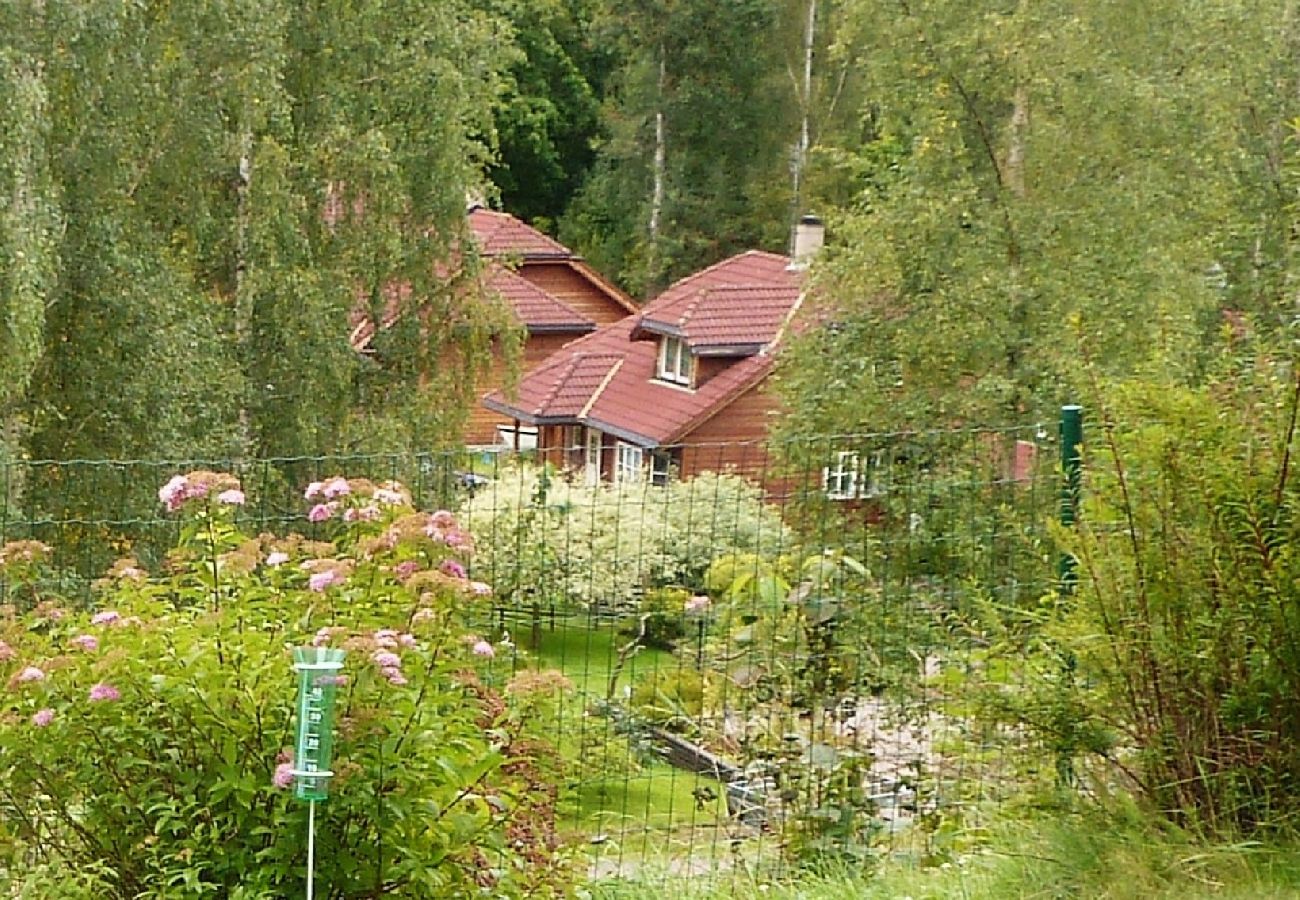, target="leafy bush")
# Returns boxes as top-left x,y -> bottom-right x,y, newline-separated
0,472 -> 571,897
1005,368 -> 1300,832
463,466 -> 791,611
